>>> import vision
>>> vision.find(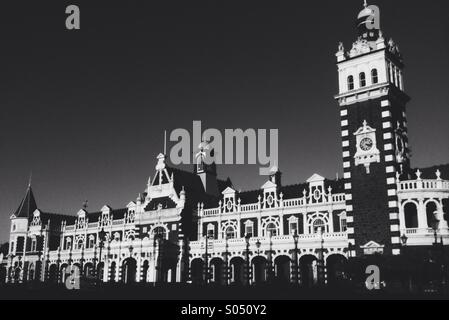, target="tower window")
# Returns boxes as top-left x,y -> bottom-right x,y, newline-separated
359,72 -> 366,87
371,69 -> 378,84
347,75 -> 354,91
